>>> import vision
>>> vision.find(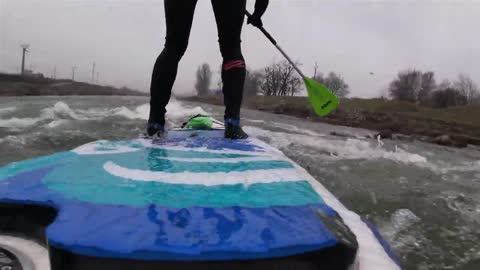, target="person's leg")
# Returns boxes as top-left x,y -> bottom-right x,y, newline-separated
148,0 -> 198,134
211,0 -> 247,122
